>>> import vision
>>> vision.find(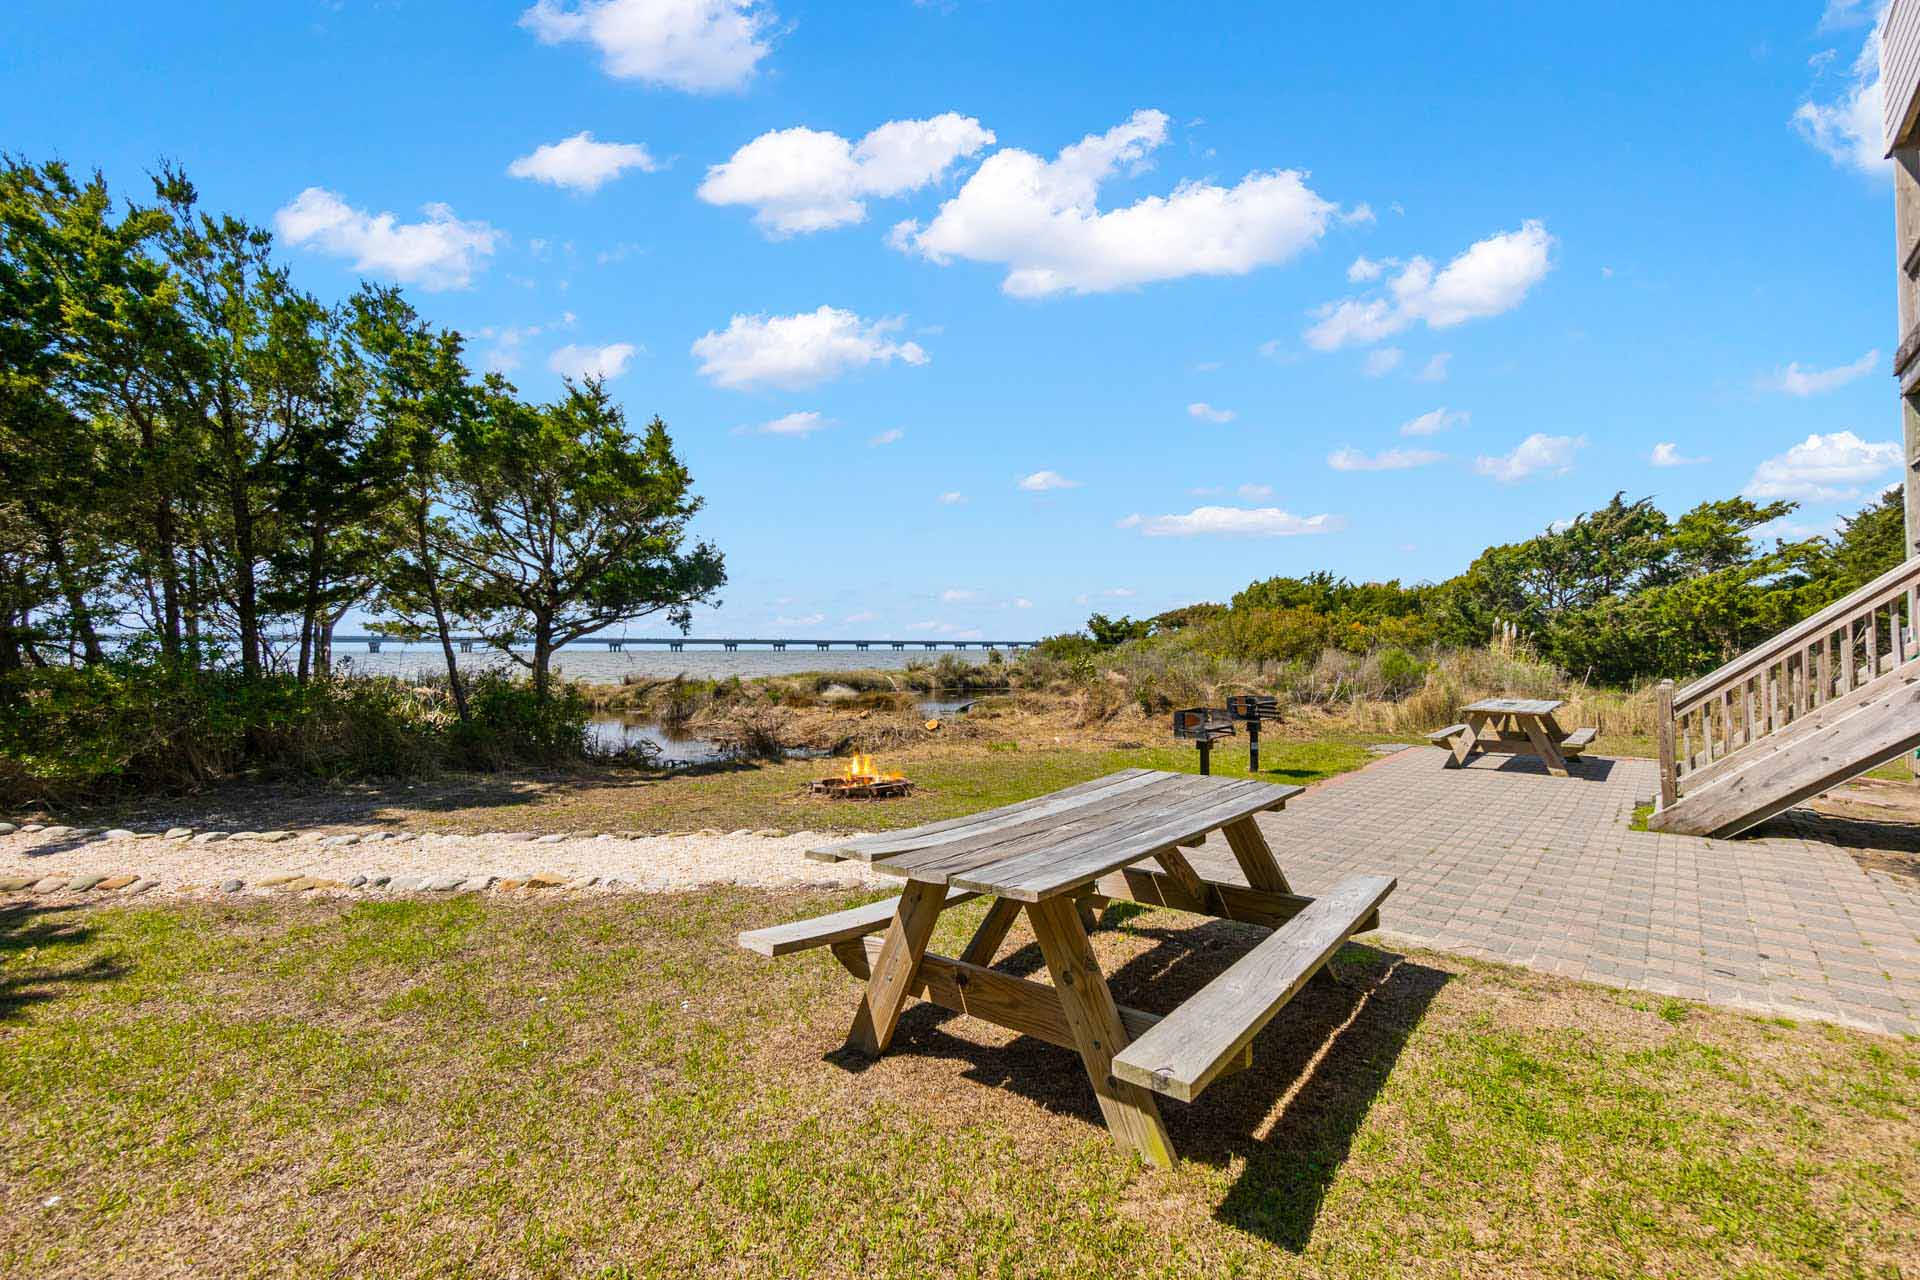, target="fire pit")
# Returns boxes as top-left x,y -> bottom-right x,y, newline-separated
809,753 -> 915,800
